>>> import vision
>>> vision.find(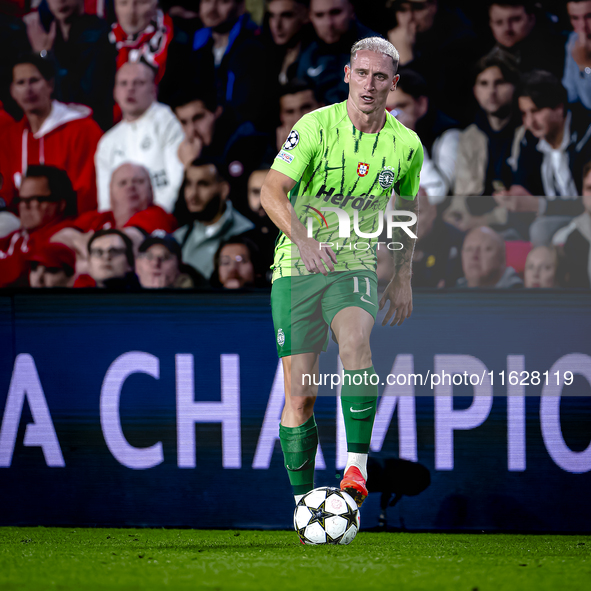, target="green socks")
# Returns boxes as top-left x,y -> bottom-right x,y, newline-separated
279,367 -> 377,497
279,414 -> 318,496
340,366 -> 378,454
